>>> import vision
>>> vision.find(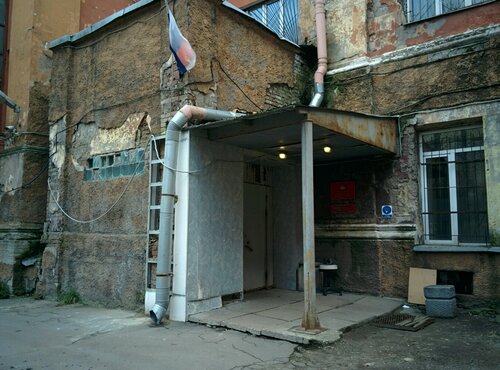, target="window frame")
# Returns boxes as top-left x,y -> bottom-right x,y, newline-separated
247,0 -> 298,44
419,126 -> 487,246
406,0 -> 489,23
